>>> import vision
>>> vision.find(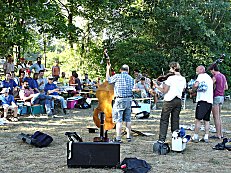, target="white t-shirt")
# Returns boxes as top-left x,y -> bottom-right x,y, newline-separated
195,73 -> 213,104
164,75 -> 186,101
